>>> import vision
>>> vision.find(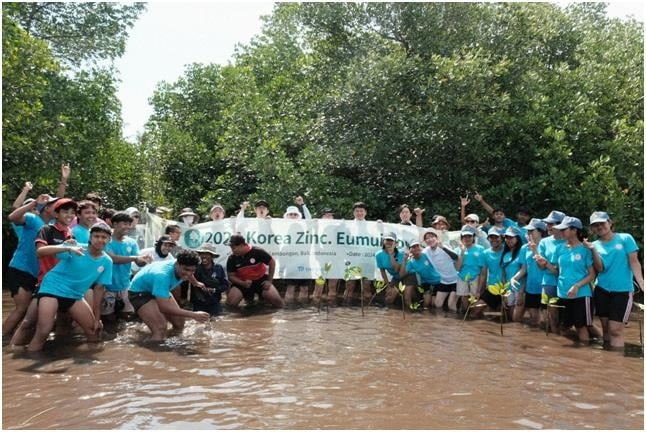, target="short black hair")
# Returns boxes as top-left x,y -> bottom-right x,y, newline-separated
176,249 -> 200,266
227,234 -> 246,246
165,224 -> 181,234
100,207 -> 116,221
493,208 -> 505,214
111,211 -> 133,224
352,202 -> 367,211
